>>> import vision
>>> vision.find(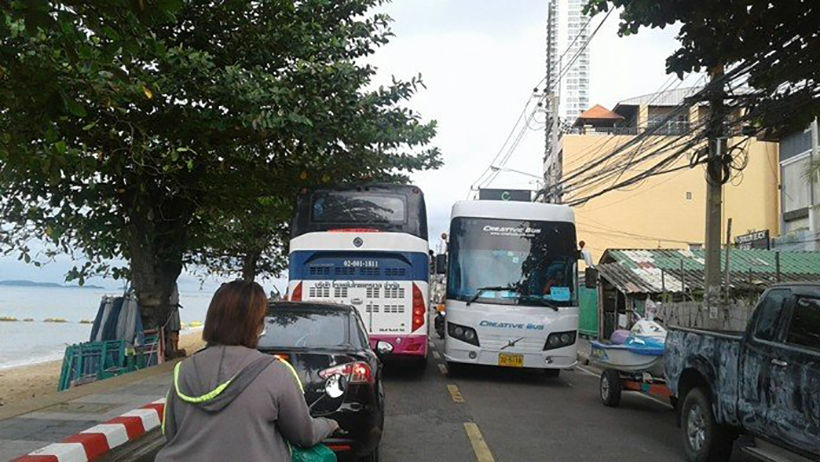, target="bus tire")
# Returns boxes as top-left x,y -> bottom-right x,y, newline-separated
446,361 -> 460,377
543,368 -> 560,378
415,356 -> 428,372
